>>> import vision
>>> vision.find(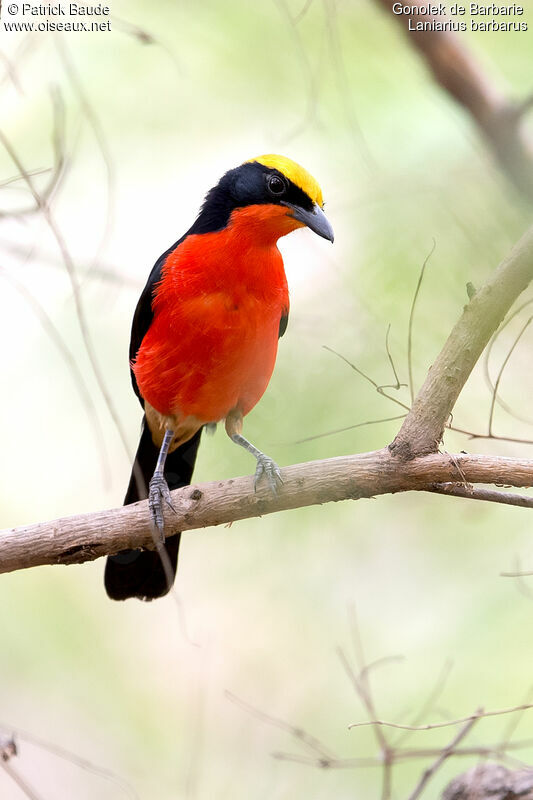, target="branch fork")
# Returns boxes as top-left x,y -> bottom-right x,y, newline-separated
3,170 -> 533,575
